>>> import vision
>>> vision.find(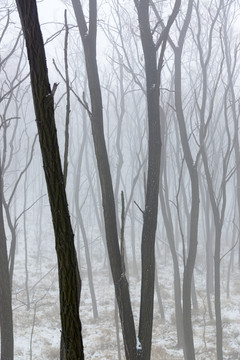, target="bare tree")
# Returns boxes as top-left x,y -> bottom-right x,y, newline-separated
193,2 -> 232,358
159,105 -> 183,347
0,7 -> 27,358
221,0 -> 240,269
0,165 -> 14,360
